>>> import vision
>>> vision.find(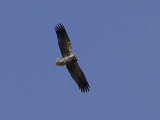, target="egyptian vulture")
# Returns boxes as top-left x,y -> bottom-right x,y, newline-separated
55,24 -> 90,93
